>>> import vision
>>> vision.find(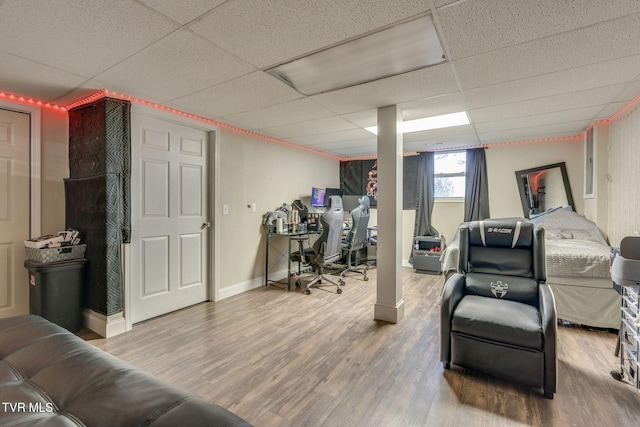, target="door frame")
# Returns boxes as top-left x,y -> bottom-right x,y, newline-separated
125,104 -> 220,332
0,100 -> 41,239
